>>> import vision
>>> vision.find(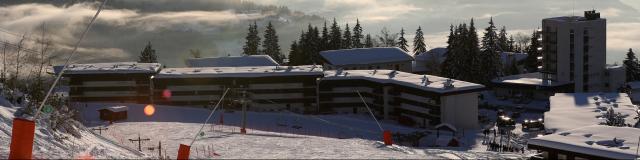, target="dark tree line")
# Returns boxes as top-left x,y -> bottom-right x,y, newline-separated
624,48 -> 640,82
288,18 -> 430,65
241,21 -> 285,64
441,17 -> 527,85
